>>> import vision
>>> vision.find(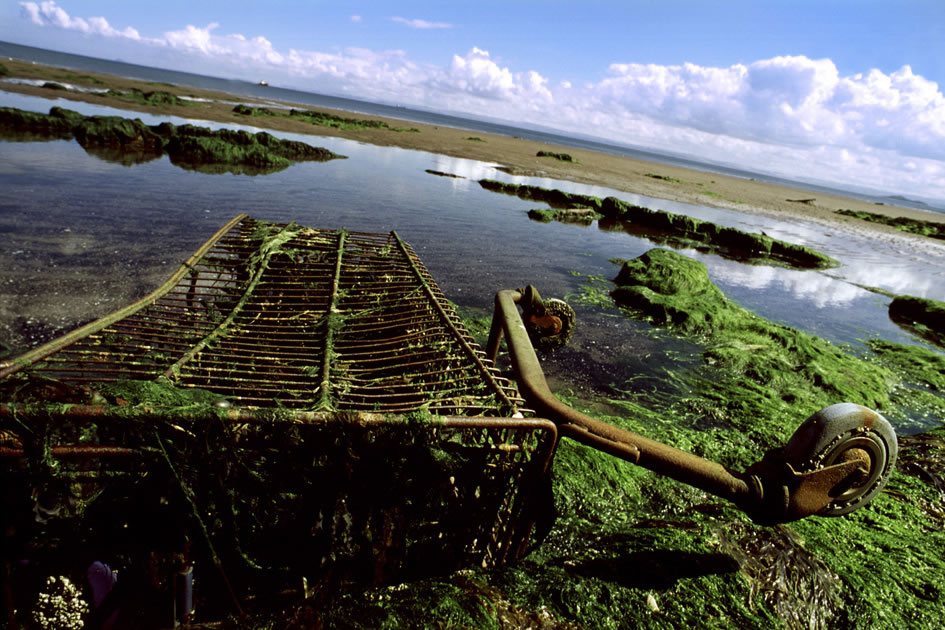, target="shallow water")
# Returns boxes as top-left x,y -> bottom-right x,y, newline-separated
2,92 -> 944,432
